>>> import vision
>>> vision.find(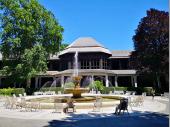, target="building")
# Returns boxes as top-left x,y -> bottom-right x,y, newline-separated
0,37 -> 139,88
36,37 -> 138,88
